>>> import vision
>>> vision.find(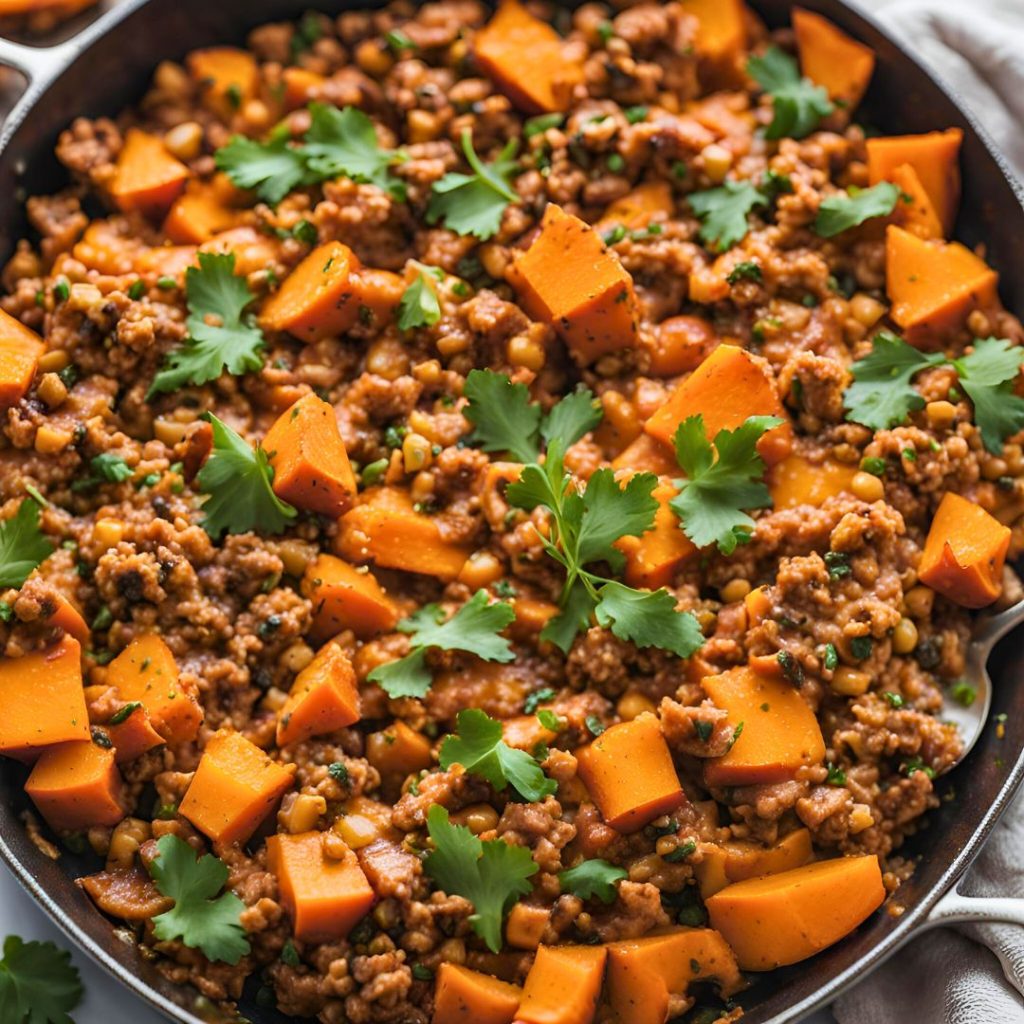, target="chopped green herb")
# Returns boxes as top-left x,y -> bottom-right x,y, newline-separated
524,687 -> 556,714
726,260 -> 763,286
747,46 -> 833,139
558,859 -> 627,903
826,762 -> 847,786
814,182 -> 901,237
0,935 -> 83,1024
689,180 -> 768,252
0,497 -> 53,589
